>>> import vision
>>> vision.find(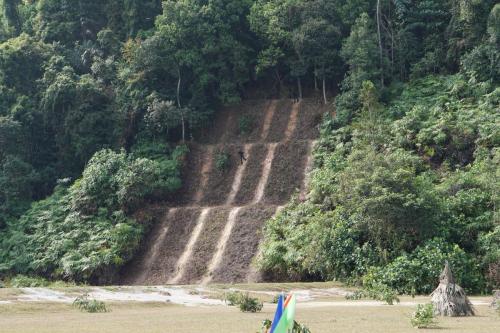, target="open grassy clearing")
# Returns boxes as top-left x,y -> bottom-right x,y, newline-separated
0,300 -> 498,333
